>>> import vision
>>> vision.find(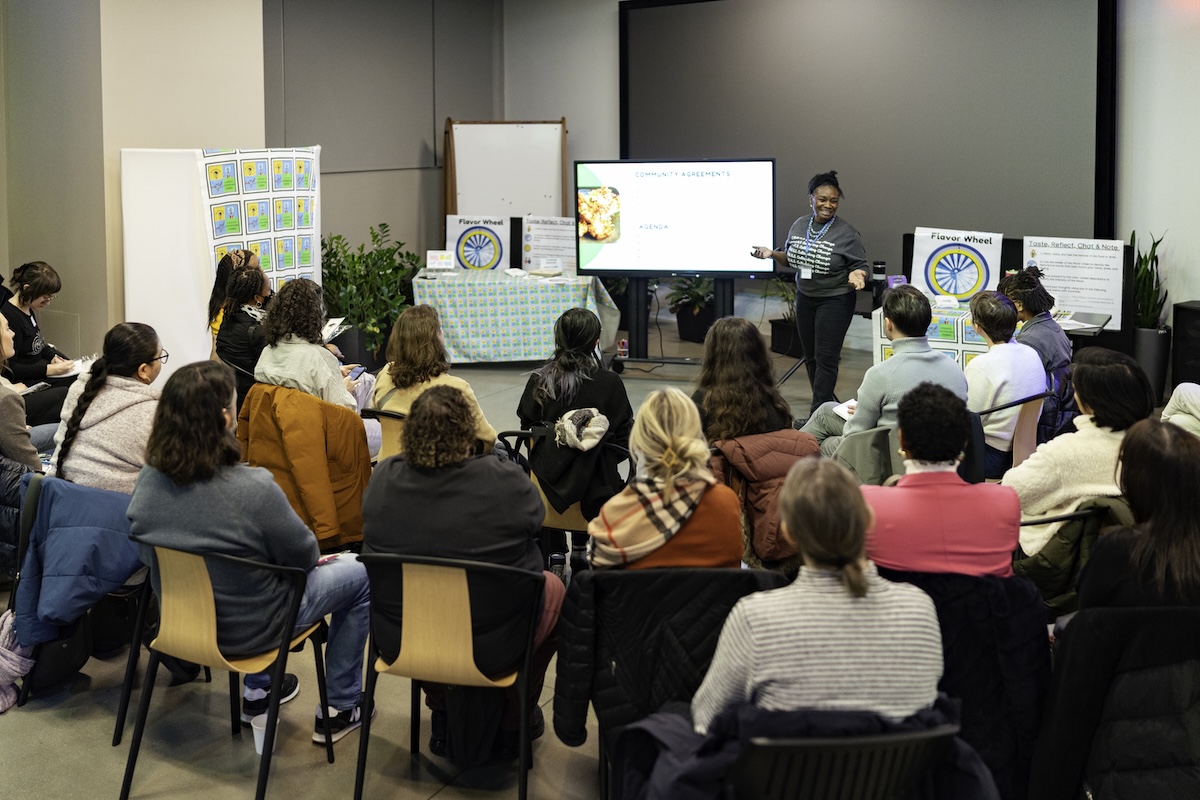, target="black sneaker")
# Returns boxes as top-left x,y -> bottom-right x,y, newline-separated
494,705 -> 545,761
312,698 -> 374,744
792,417 -> 809,430
241,673 -> 300,724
